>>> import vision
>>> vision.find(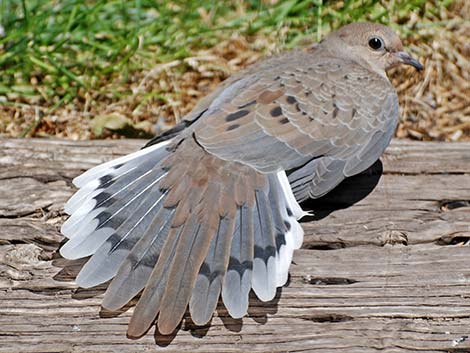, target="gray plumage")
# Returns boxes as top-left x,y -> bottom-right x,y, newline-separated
60,22 -> 423,337
221,204 -> 254,318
